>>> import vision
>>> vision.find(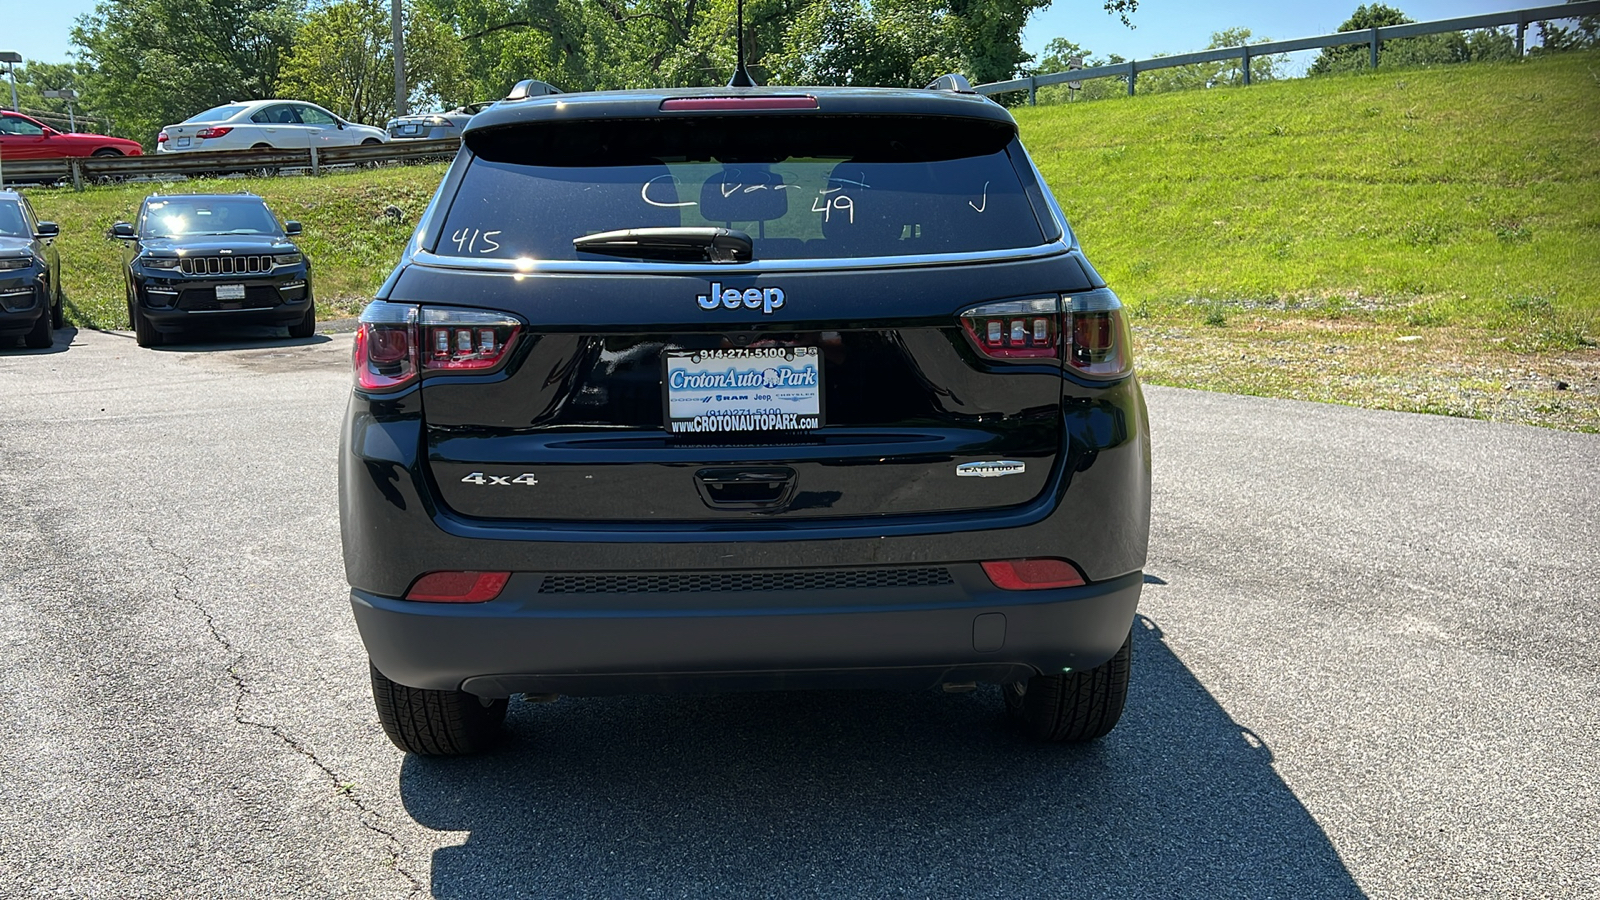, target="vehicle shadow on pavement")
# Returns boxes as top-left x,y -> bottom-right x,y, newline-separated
399,615 -> 1365,899
1,325 -> 77,355
150,327 -> 332,352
